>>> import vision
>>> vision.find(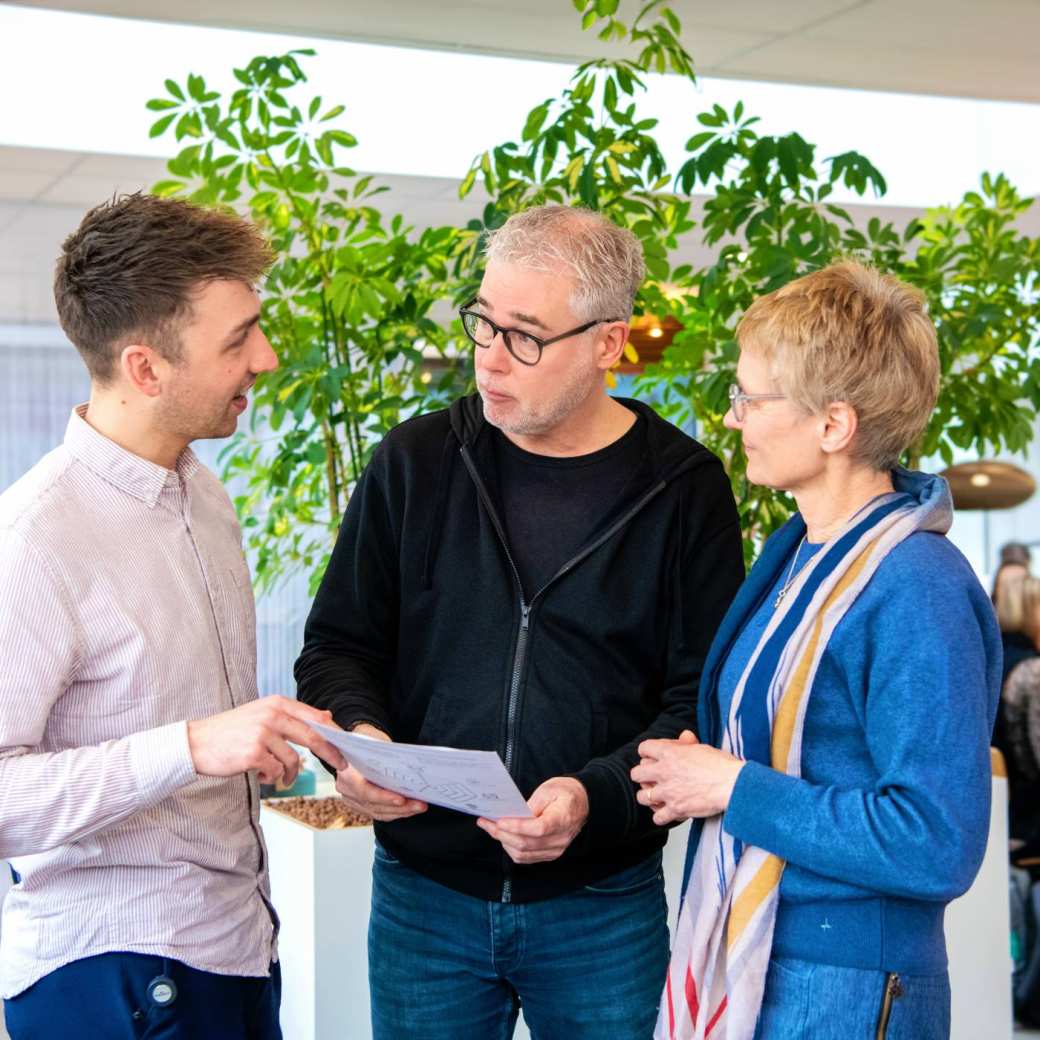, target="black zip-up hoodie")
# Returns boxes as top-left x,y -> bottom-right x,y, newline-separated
295,394 -> 744,903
